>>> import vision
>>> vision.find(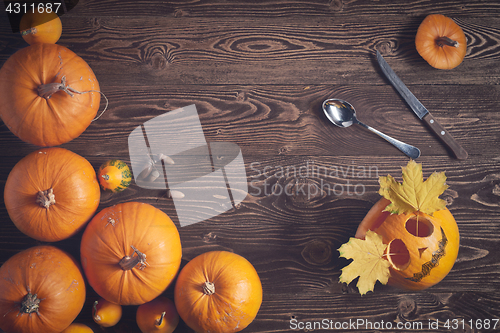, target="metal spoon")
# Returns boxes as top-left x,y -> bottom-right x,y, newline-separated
322,98 -> 420,159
